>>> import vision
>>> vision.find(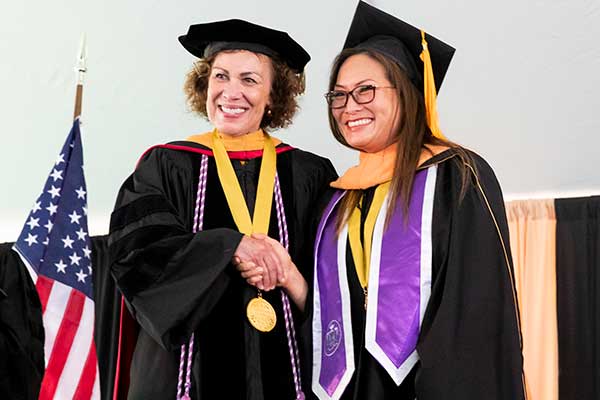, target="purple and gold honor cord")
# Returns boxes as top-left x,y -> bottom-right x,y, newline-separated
176,154 -> 208,400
